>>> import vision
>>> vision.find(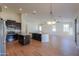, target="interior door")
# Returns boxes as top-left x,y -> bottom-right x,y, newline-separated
0,20 -> 6,56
